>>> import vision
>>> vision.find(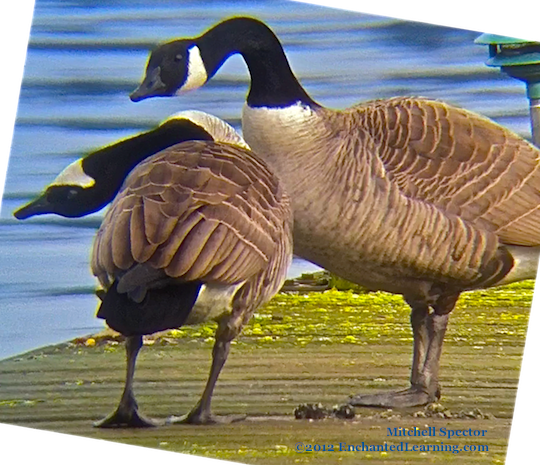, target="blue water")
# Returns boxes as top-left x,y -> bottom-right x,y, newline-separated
0,0 -> 531,360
